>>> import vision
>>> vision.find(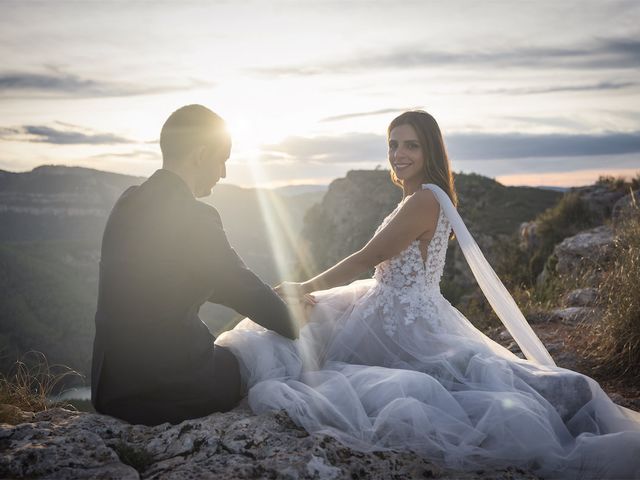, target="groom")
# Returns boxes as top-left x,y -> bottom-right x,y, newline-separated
91,104 -> 298,426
